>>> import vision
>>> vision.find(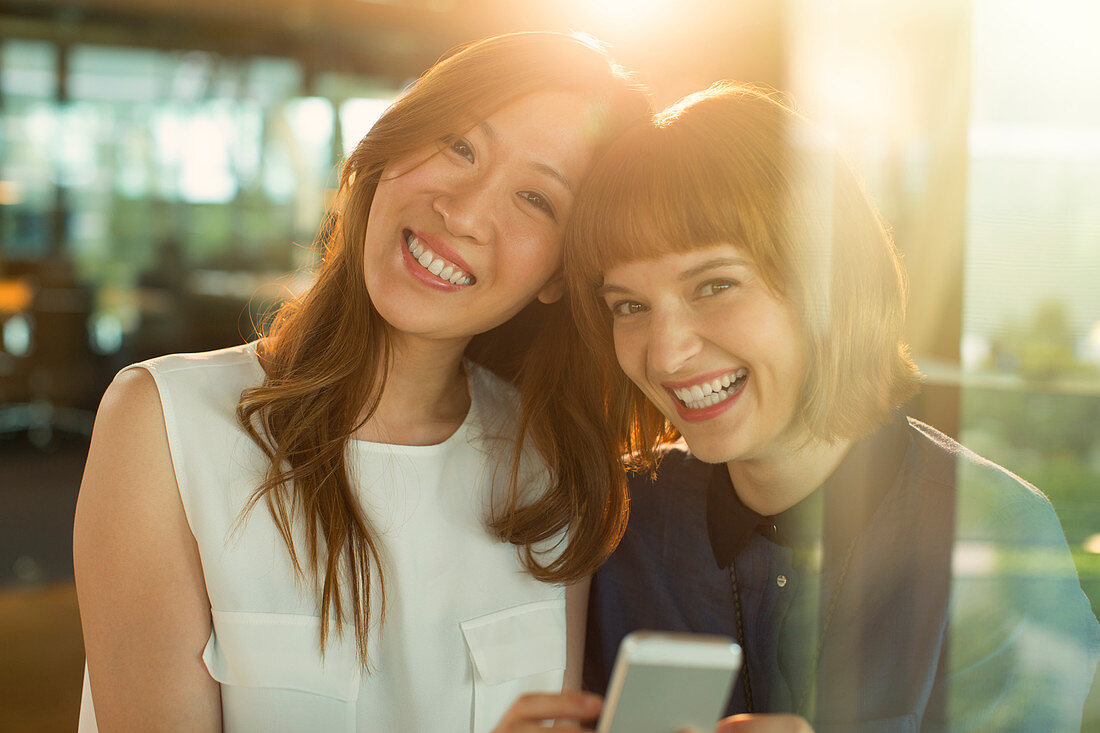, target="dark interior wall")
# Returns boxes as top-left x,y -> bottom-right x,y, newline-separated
0,0 -> 787,95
